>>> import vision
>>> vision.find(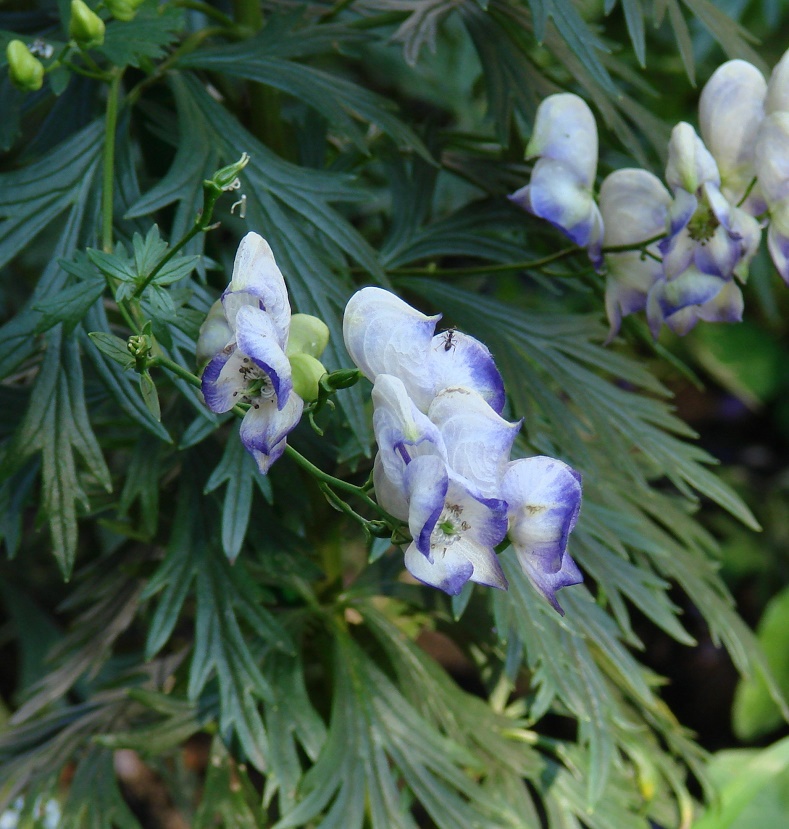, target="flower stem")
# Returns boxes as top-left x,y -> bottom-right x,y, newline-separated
101,69 -> 124,253
172,0 -> 235,25
133,186 -> 221,298
377,233 -> 668,279
151,355 -> 405,530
